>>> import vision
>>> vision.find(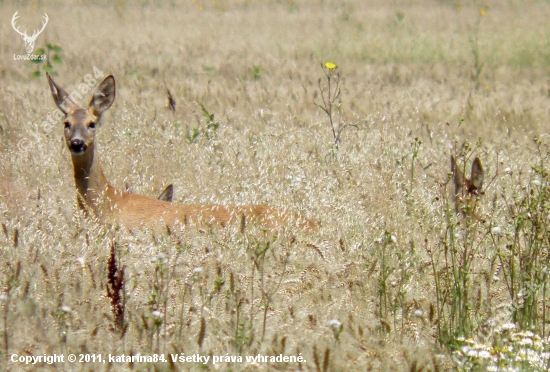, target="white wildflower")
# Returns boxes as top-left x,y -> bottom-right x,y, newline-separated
466,348 -> 477,357
327,319 -> 342,330
519,338 -> 533,346
491,226 -> 502,235
526,349 -> 541,363
478,350 -> 492,359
